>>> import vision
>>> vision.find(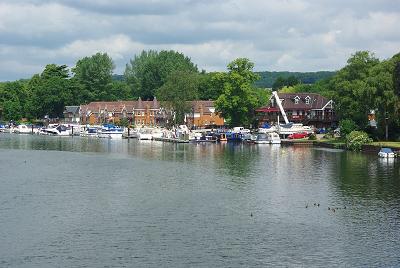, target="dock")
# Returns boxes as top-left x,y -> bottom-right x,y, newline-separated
153,137 -> 189,143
